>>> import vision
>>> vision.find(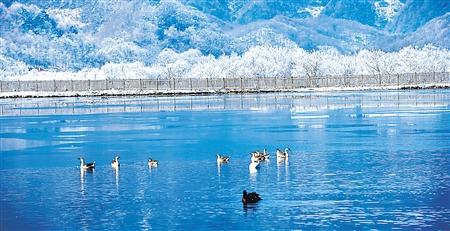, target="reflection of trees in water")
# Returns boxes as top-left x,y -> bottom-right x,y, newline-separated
2,91 -> 448,116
